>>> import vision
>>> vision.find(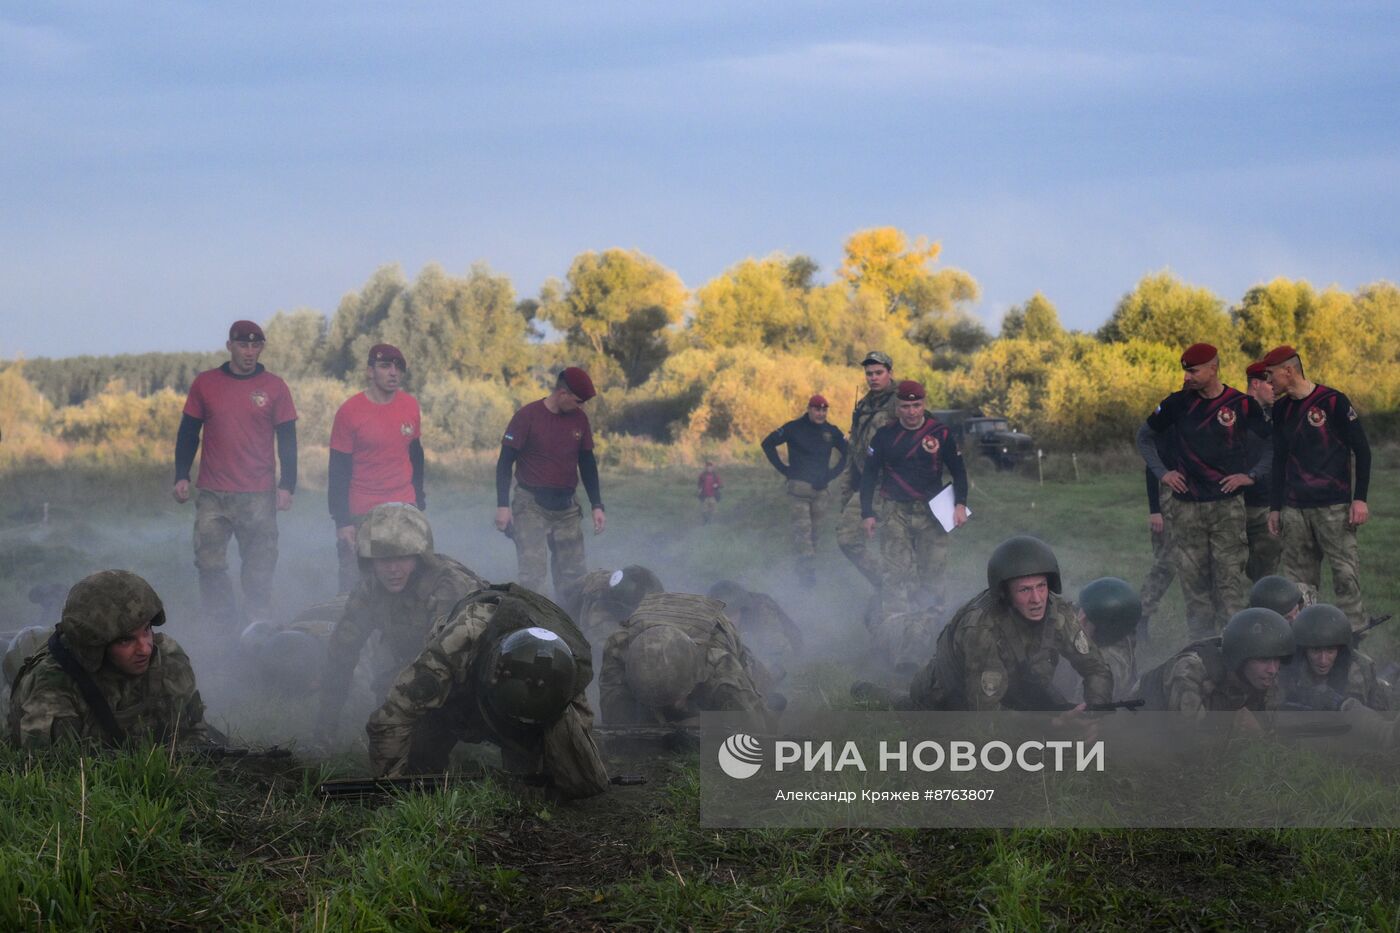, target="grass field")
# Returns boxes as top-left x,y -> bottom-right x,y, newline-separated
2,457 -> 1399,930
